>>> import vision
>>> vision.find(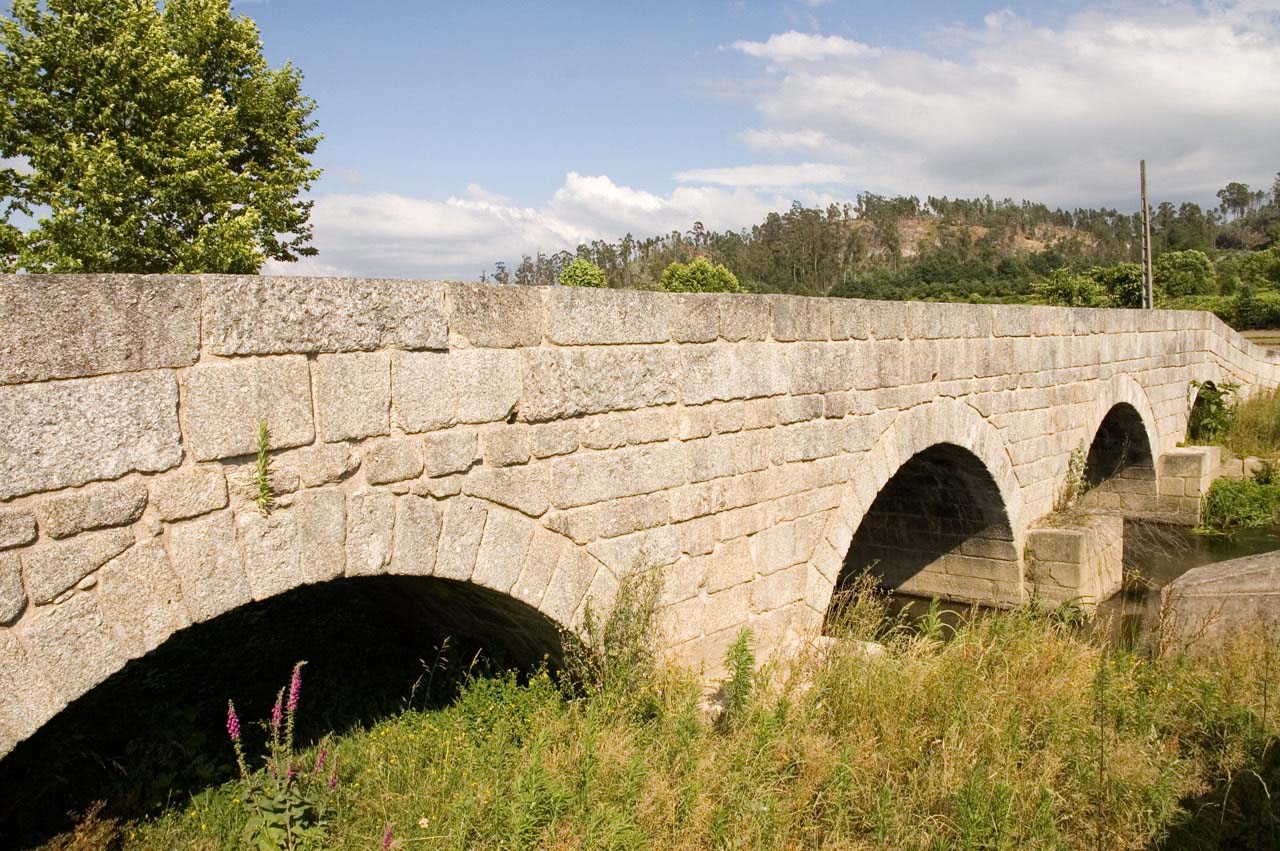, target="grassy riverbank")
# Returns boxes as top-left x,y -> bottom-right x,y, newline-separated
46,581 -> 1280,851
